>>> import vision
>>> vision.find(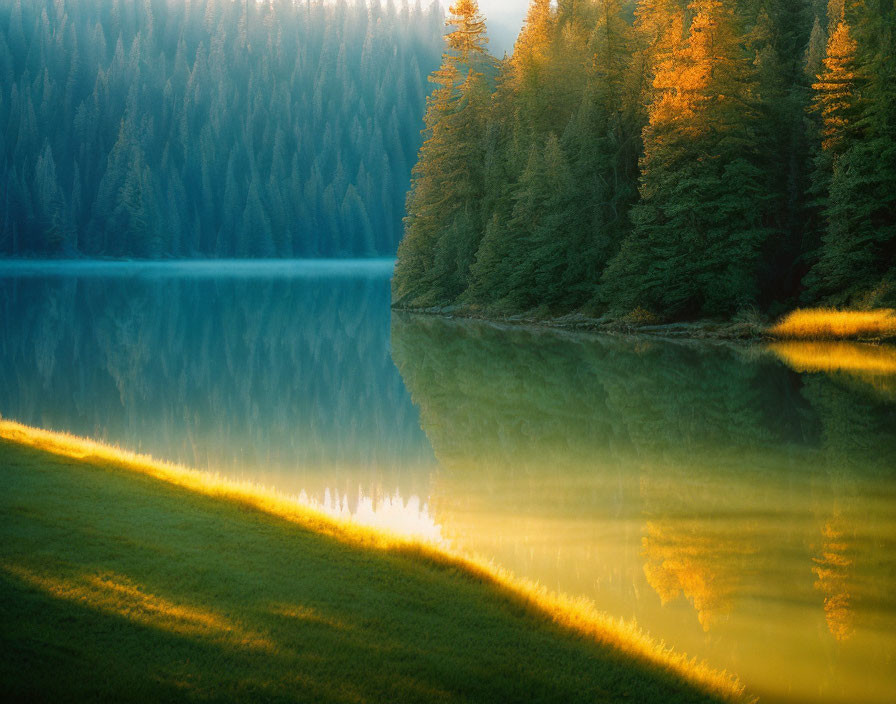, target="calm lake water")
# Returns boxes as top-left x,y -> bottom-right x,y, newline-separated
1,261 -> 894,704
